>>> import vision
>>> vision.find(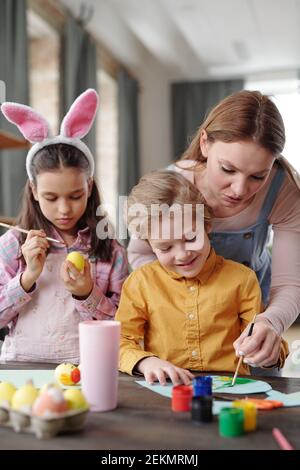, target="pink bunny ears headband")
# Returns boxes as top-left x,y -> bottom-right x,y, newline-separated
0,88 -> 99,180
